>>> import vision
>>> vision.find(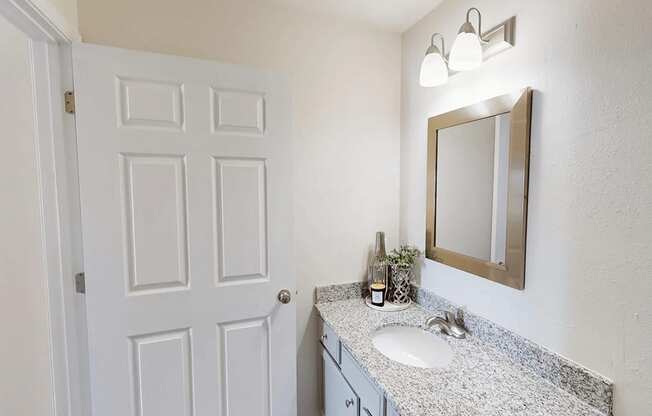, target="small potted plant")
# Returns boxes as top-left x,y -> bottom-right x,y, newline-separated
385,245 -> 421,304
